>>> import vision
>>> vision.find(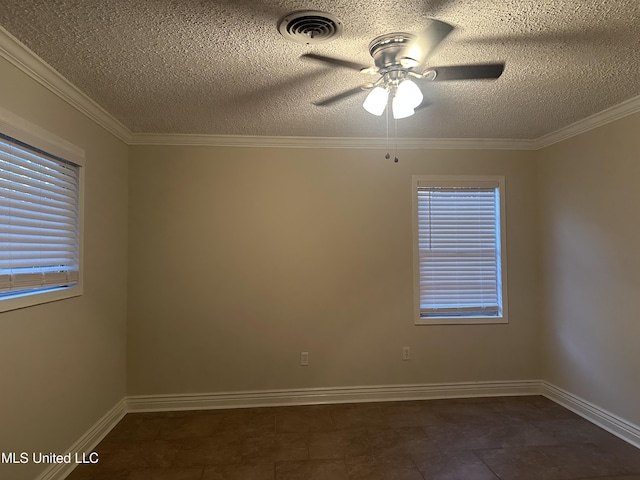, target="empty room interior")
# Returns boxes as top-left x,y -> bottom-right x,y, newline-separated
0,1 -> 639,479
